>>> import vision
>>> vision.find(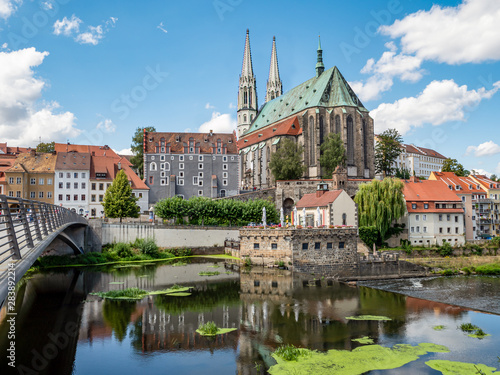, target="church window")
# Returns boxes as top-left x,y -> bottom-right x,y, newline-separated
335,115 -> 341,134
243,114 -> 247,123
309,116 -> 315,164
250,114 -> 253,121
347,115 -> 354,165
363,120 -> 368,169
319,116 -> 324,145
243,87 -> 248,105
150,162 -> 157,171
330,114 -> 333,133
249,87 -> 252,106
